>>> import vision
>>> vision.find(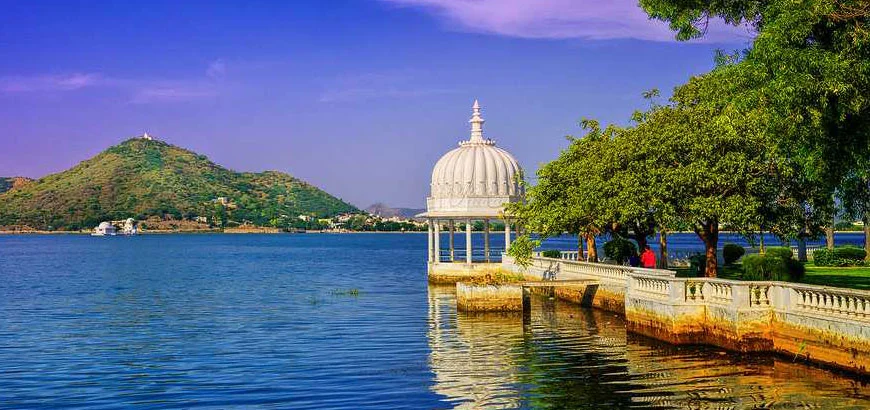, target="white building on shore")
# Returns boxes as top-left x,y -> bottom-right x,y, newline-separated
92,222 -> 117,236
